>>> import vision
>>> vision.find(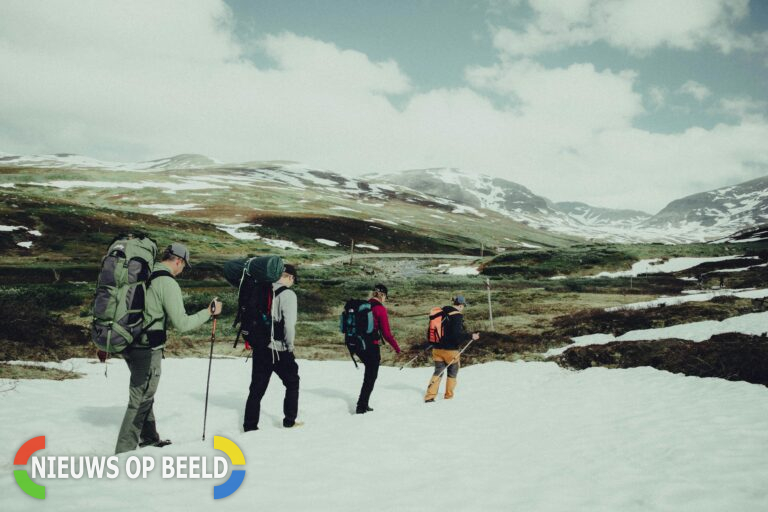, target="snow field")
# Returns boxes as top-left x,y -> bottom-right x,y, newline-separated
590,256 -> 756,279
607,287 -> 768,311
546,310 -> 768,357
1,359 -> 767,511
